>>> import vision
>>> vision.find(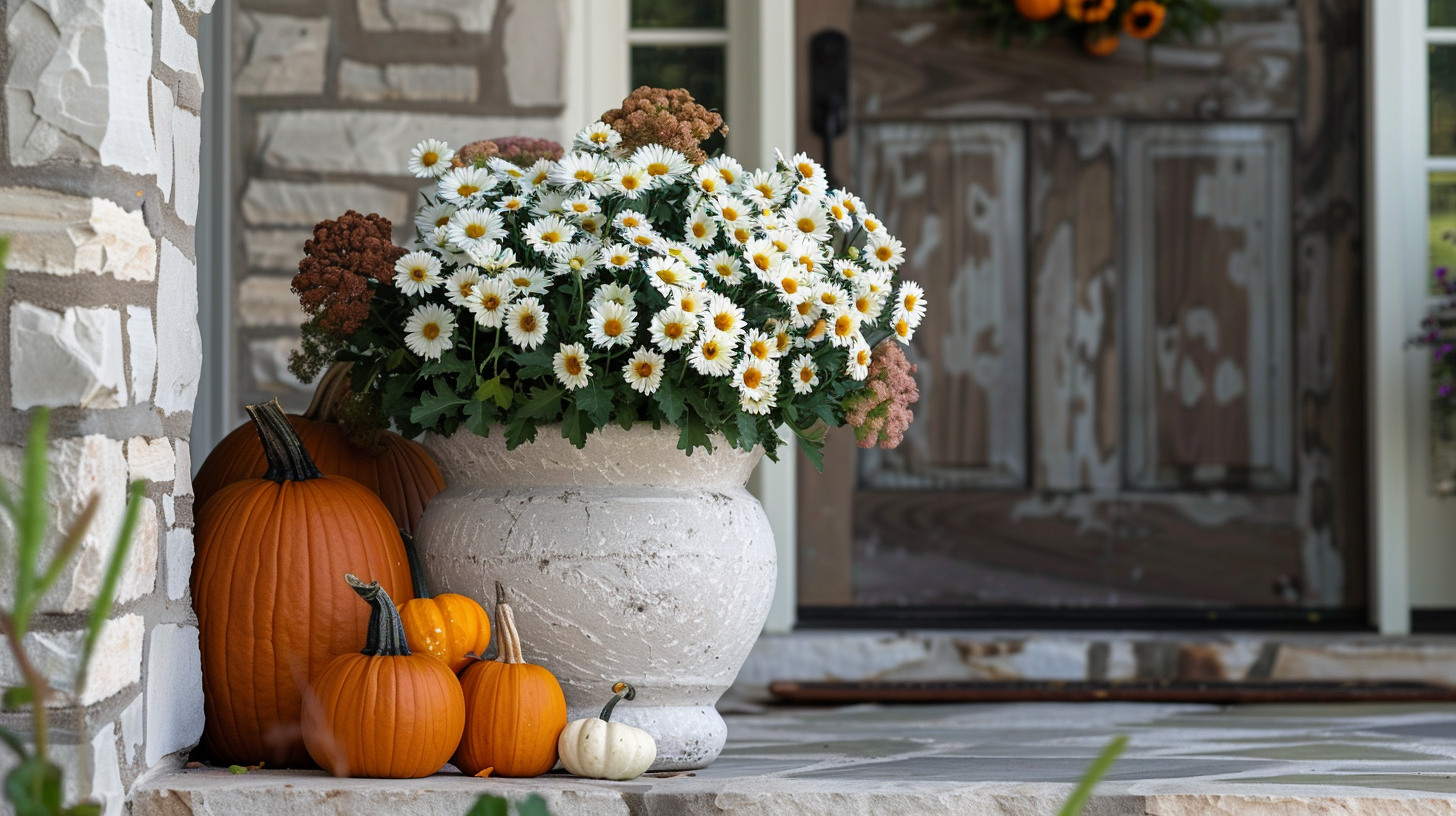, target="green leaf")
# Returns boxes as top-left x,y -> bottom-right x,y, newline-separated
385,348 -> 408,370
575,380 -> 614,427
410,381 -> 468,427
463,400 -> 494,437
6,755 -> 63,816
465,796 -> 510,816
511,347 -> 554,379
228,765 -> 248,775
677,408 -> 713,456
516,795 -> 551,816
504,418 -> 539,449
36,494 -> 100,596
1057,735 -> 1127,816
0,724 -> 28,759
561,404 -> 587,448
78,480 -> 145,694
474,376 -> 514,410
795,430 -> 826,472
517,386 -> 565,421
654,377 -> 685,424
12,407 -> 53,630
2,687 -> 33,712
420,353 -> 472,379
64,804 -> 102,816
